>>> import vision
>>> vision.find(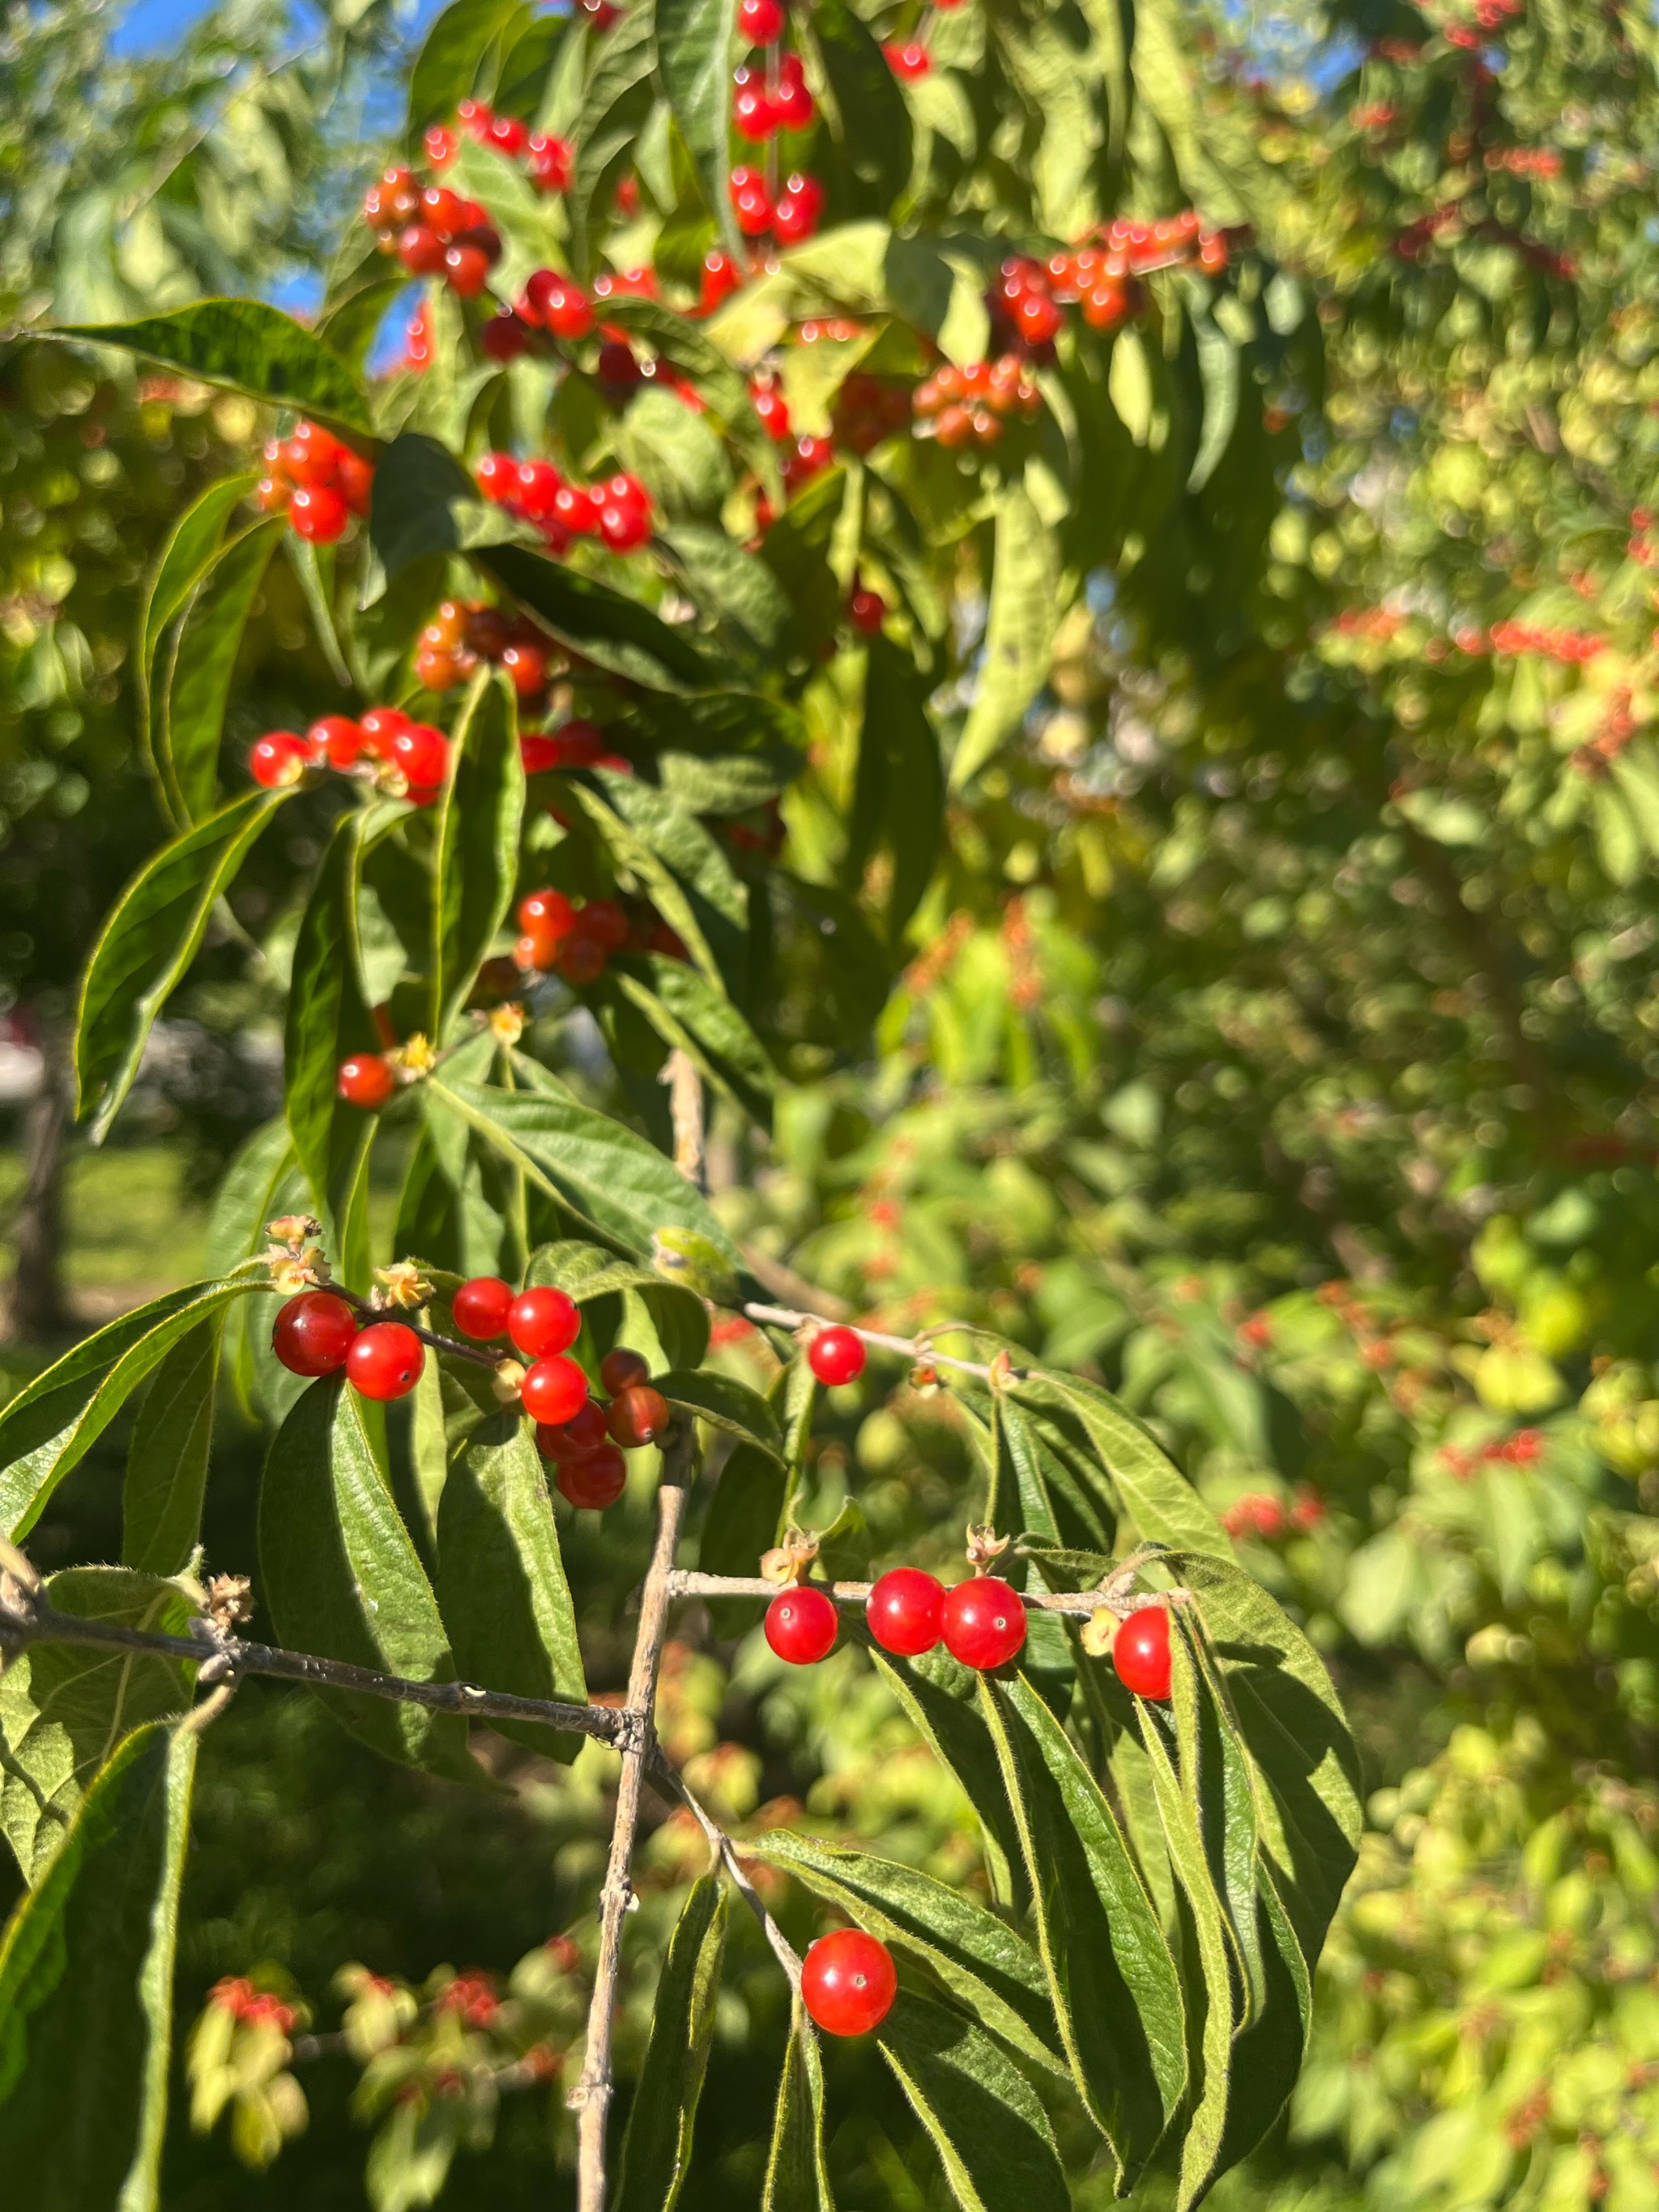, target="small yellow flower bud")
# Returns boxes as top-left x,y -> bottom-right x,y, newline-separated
493,1359 -> 527,1403
393,1033 -> 437,1077
374,1261 -> 432,1310
488,1001 -> 527,1046
1080,1608 -> 1117,1659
